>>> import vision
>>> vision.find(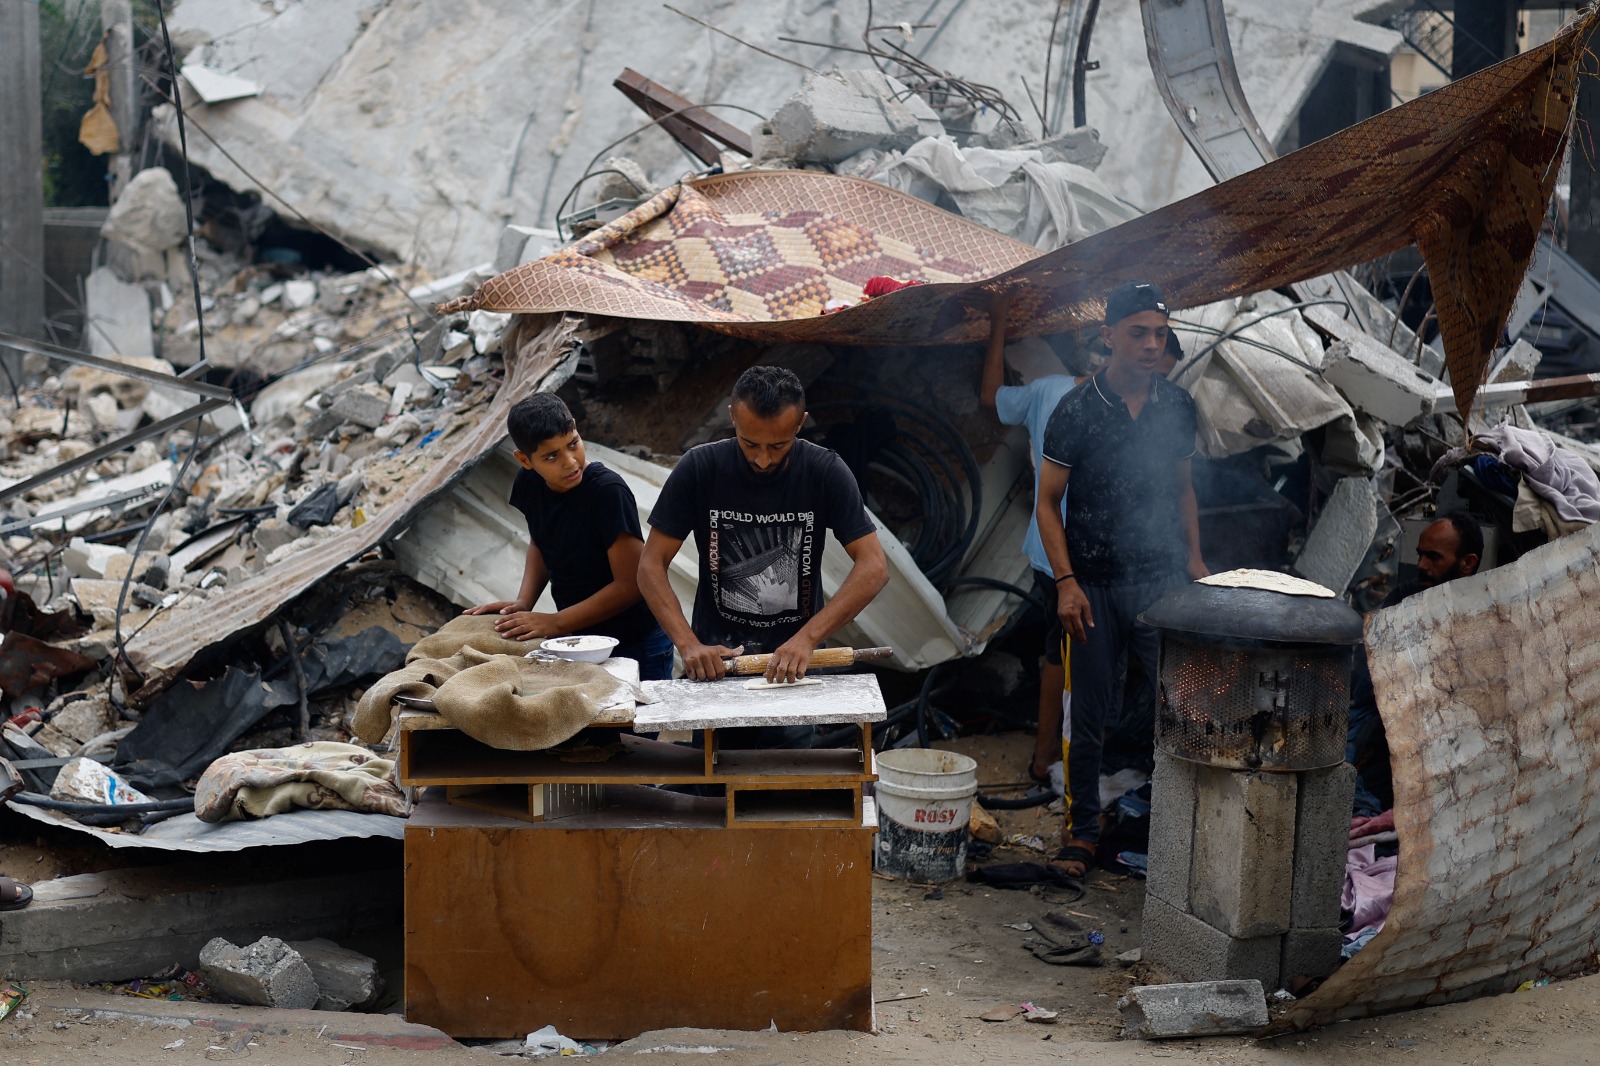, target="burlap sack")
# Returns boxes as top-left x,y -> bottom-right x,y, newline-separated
352,615 -> 624,749
431,653 -> 617,751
